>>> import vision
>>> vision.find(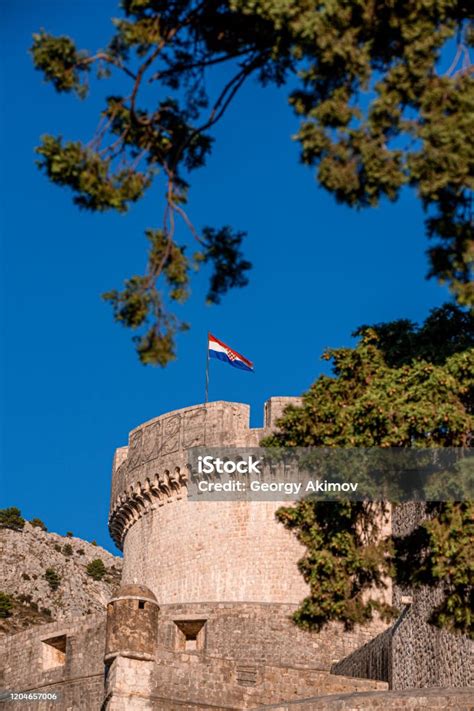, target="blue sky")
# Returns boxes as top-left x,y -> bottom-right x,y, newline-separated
0,0 -> 450,552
